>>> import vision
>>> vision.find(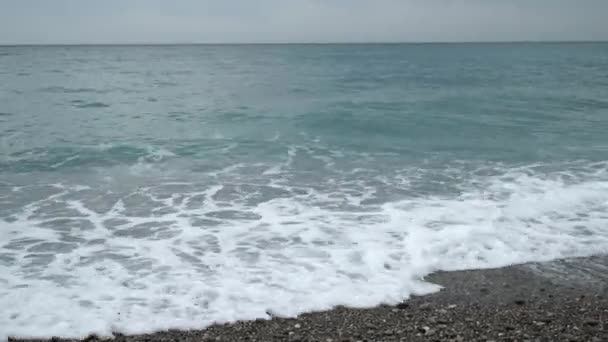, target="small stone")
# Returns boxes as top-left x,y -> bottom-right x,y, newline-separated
391,308 -> 399,313
480,287 -> 489,293
514,299 -> 526,306
438,309 -> 448,315
583,319 -> 599,327
455,336 -> 464,342
396,302 -> 409,310
591,337 -> 602,342
504,325 -> 516,331
294,323 -> 301,329
419,303 -> 432,310
447,304 -> 457,309
562,334 -> 578,342
326,339 -> 333,342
